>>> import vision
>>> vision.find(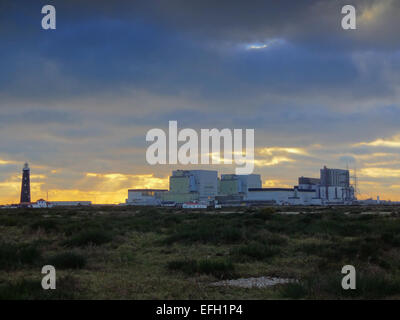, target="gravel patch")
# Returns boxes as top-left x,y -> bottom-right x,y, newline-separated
211,276 -> 295,288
